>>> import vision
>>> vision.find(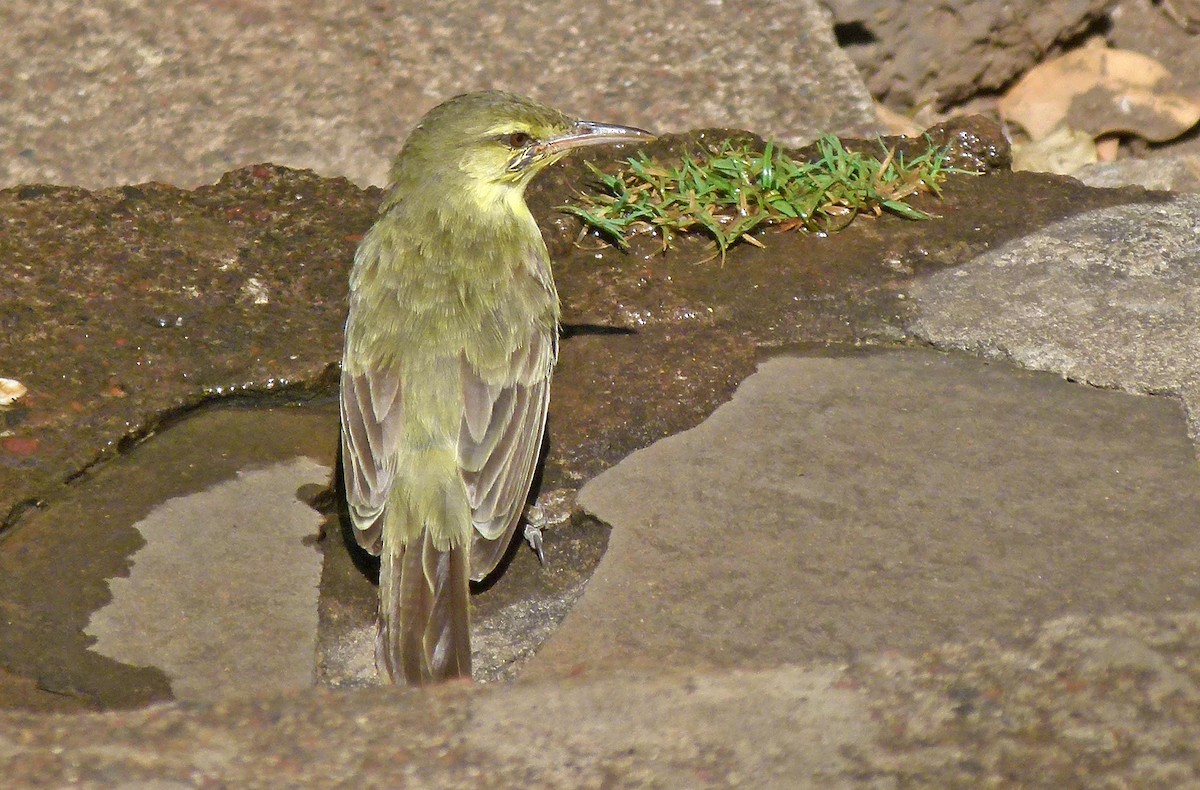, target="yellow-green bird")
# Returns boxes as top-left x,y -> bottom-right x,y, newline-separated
340,91 -> 653,684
